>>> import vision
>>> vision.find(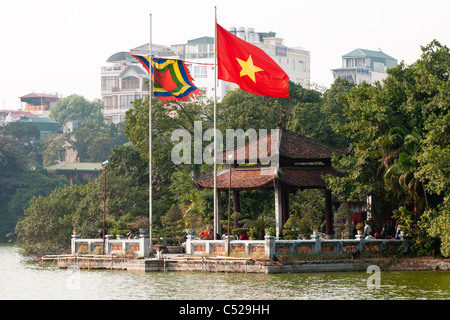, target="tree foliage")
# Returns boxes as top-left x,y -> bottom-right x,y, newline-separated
49,94 -> 103,127
325,40 -> 450,256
